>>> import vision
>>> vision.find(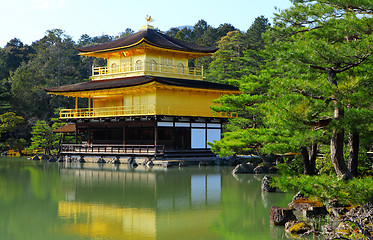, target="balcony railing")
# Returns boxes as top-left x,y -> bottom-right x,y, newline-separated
59,105 -> 237,119
92,61 -> 203,80
60,144 -> 165,156
60,105 -> 156,119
